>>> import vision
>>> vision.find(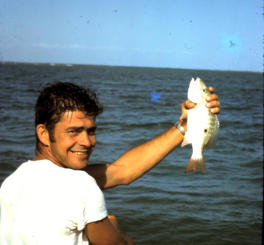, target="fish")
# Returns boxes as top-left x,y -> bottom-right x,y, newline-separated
181,77 -> 220,173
